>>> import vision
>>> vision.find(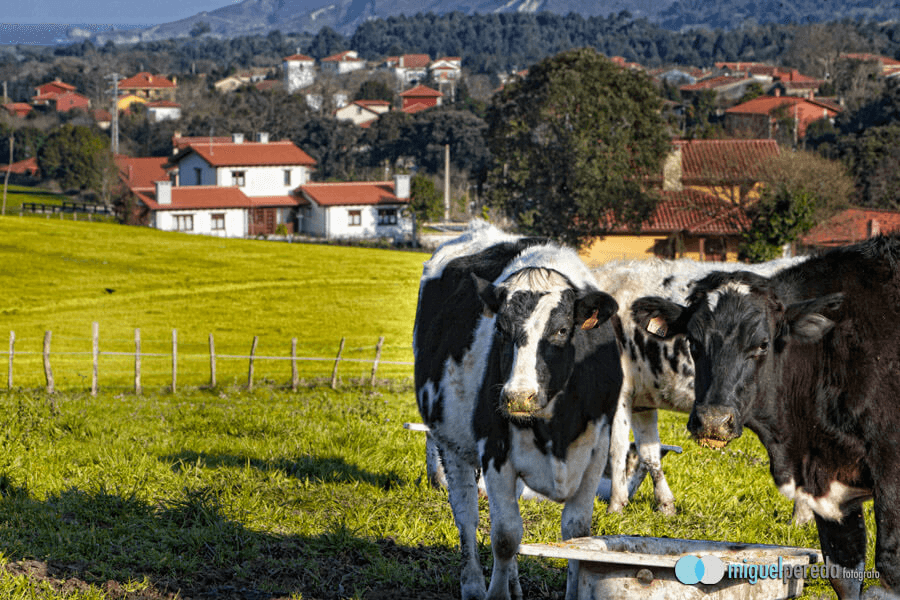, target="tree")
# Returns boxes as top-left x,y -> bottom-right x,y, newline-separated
739,184 -> 816,262
37,124 -> 113,192
410,174 -> 442,222
484,48 -> 671,247
354,79 -> 394,103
